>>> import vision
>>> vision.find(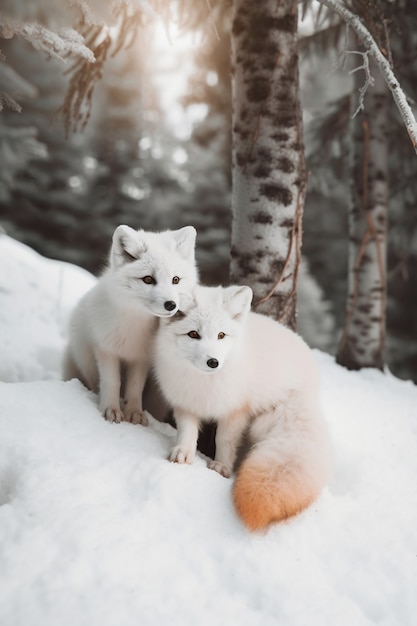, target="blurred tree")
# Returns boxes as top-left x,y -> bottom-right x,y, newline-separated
301,0 -> 417,375
0,0 -> 154,195
337,52 -> 388,370
0,0 -> 158,270
183,4 -> 232,184
0,35 -> 95,266
312,0 -> 417,372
